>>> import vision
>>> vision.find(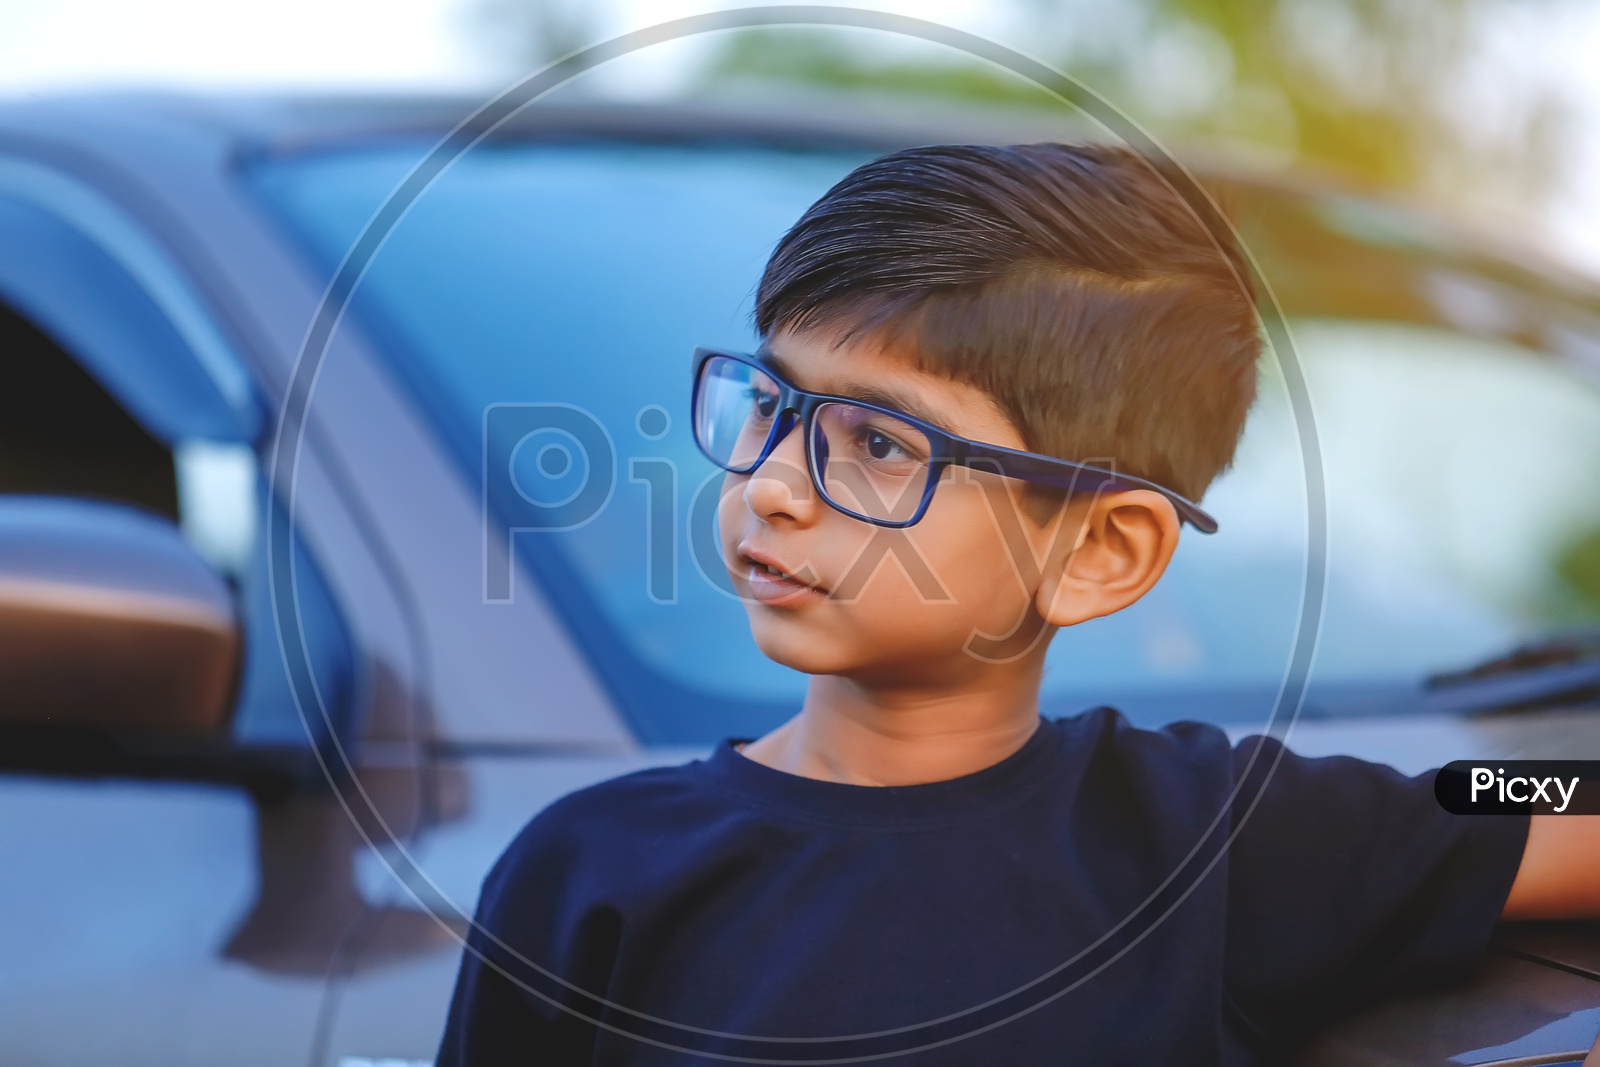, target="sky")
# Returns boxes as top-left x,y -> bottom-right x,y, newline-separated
2,0 -> 1600,278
